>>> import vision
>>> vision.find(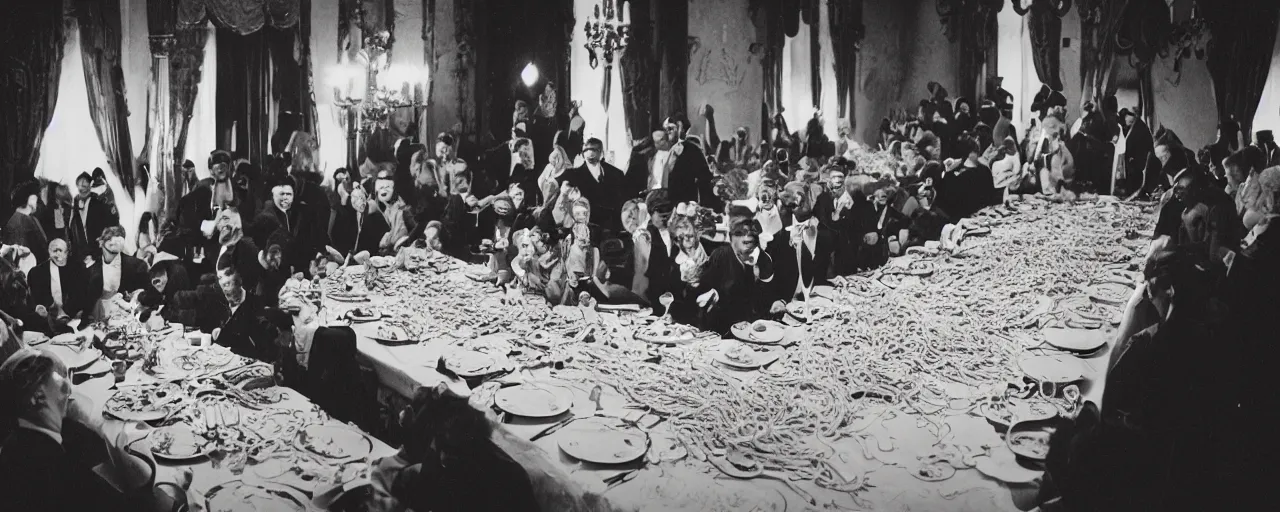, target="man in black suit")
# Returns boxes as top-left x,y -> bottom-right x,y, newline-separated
208,269 -> 277,363
68,170 -> 118,265
25,239 -> 85,330
86,226 -> 149,322
698,219 -> 777,333
640,190 -> 679,313
254,176 -> 321,277
627,115 -> 716,205
175,150 -> 247,278
0,349 -> 154,512
479,122 -> 534,206
766,181 -> 833,307
558,138 -> 625,233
